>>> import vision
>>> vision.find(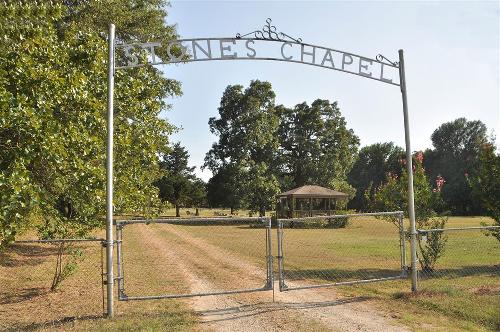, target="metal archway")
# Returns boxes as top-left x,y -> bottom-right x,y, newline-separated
104,18 -> 418,317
